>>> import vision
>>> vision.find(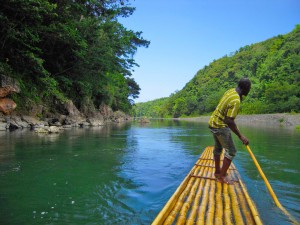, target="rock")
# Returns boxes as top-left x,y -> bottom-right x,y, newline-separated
87,116 -> 105,126
87,118 -> 105,127
112,110 -> 126,123
0,122 -> 7,131
34,127 -> 49,133
99,104 -> 114,121
79,121 -> 90,127
0,98 -> 17,115
21,115 -> 48,128
139,117 -> 150,124
49,126 -> 60,133
0,75 -> 20,93
11,116 -> 30,128
64,100 -> 83,118
64,116 -> 86,127
59,115 -> 67,124
21,115 -> 40,125
0,86 -> 18,98
54,121 -> 62,126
